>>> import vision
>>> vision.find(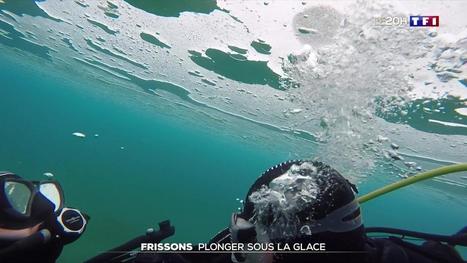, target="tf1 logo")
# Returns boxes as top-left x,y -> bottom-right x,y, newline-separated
409,16 -> 439,27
